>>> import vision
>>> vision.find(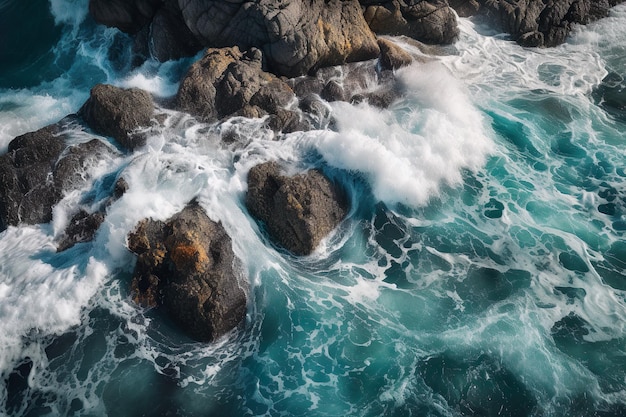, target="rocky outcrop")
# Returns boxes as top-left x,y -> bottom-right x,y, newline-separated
449,0 -> 626,47
246,161 -> 349,255
79,84 -> 155,150
182,0 -> 381,77
0,122 -> 116,231
175,46 -> 304,132
90,0 -> 380,77
128,202 -> 247,342
362,0 -> 459,44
